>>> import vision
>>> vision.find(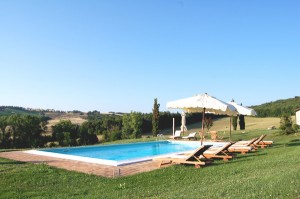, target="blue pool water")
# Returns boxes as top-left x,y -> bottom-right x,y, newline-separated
41,141 -> 200,161
32,141 -> 226,165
